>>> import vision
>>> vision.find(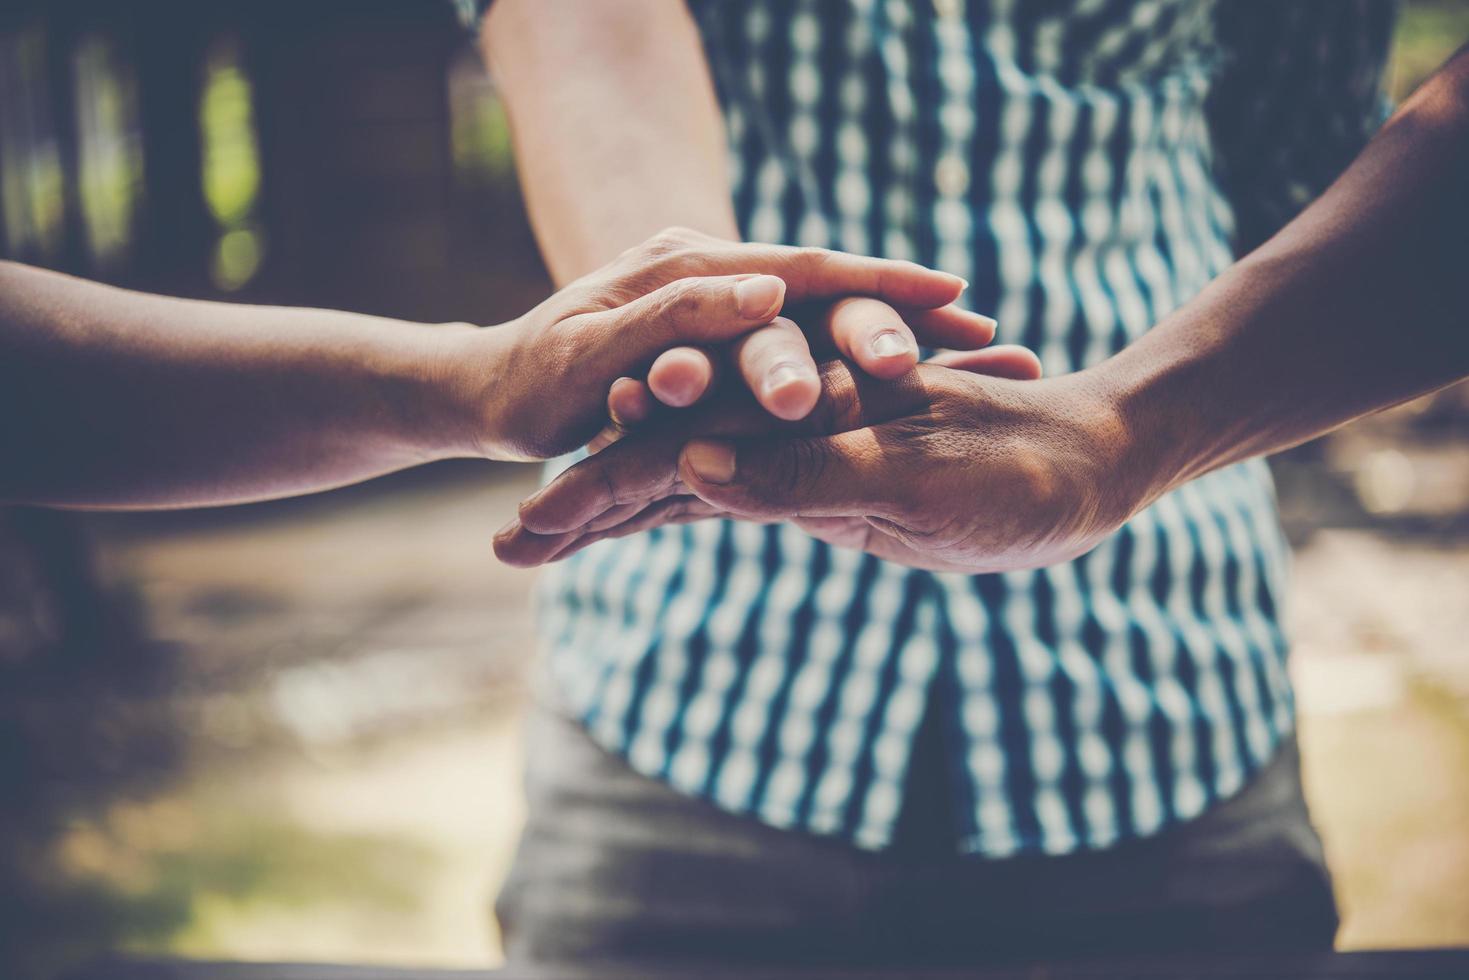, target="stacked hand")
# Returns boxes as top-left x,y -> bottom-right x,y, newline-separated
494,345 -> 1145,575
446,227 -> 1000,461
438,226 -> 1145,576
